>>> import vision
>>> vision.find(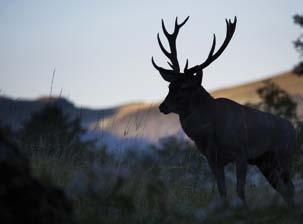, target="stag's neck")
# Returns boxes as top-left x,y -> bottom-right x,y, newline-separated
178,87 -> 215,141
179,87 -> 214,119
